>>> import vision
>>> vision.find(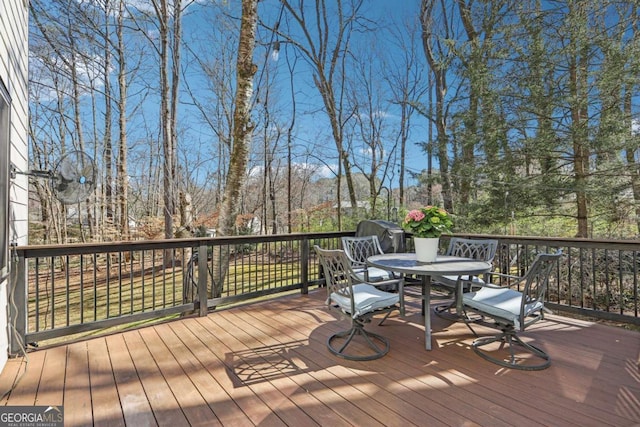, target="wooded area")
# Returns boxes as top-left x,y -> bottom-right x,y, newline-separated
26,0 -> 640,243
